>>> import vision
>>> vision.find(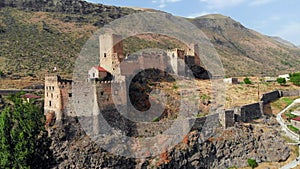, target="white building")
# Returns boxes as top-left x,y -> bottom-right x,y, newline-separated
88,66 -> 108,79
278,74 -> 290,81
223,78 -> 239,84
